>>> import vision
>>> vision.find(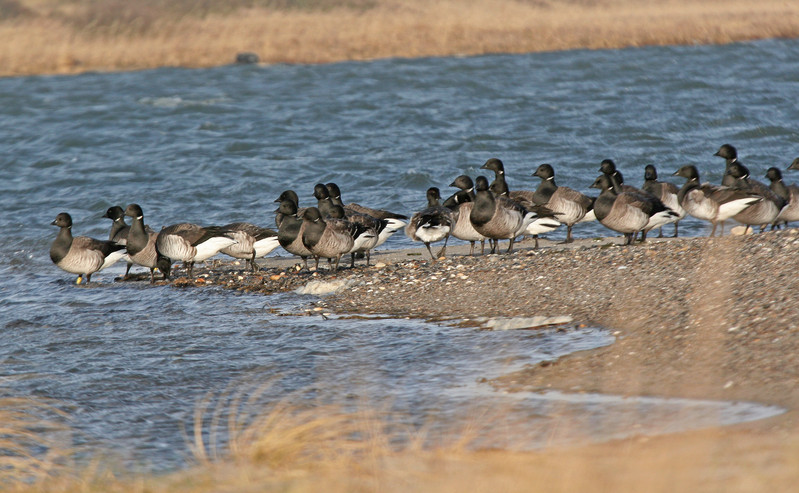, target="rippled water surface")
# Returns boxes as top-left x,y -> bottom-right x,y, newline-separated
1,39 -> 797,472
